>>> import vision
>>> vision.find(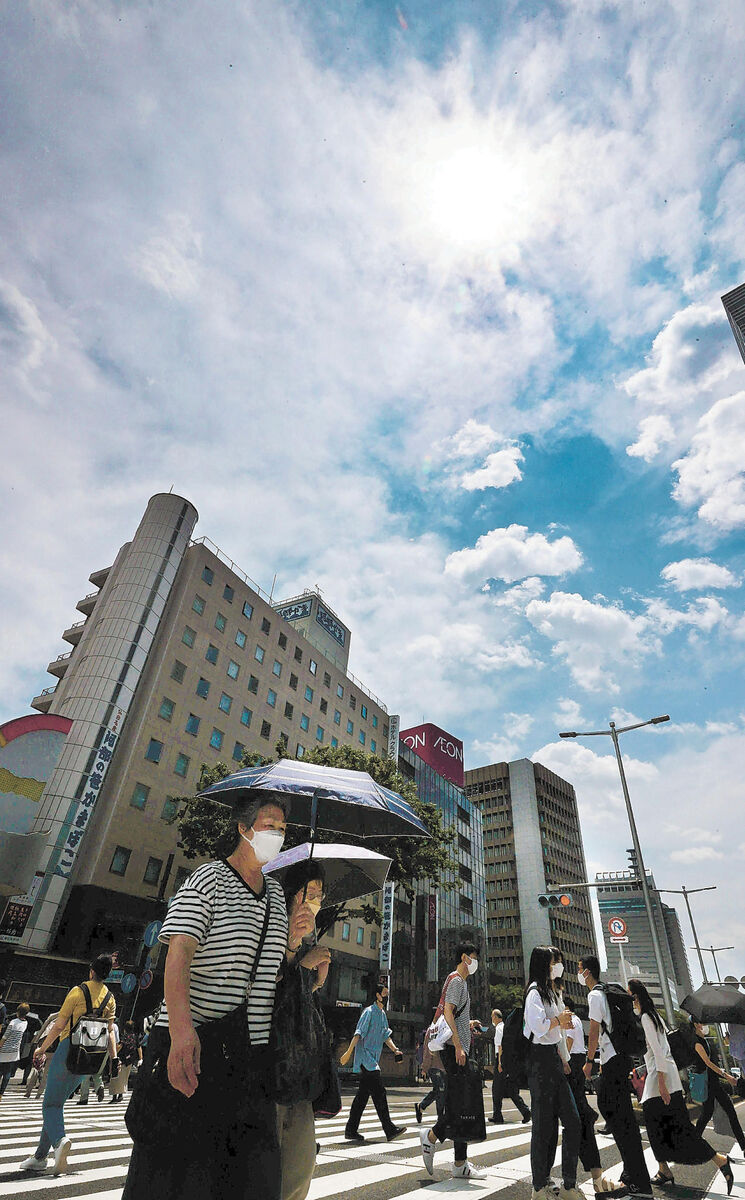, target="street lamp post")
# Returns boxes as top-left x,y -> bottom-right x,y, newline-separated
560,715 -> 676,1025
657,885 -> 715,986
698,946 -> 735,985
